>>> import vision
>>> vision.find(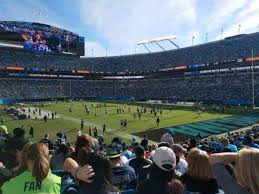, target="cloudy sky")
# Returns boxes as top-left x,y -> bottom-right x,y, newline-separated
0,0 -> 259,57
